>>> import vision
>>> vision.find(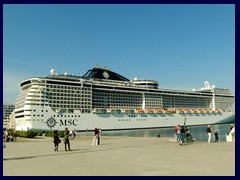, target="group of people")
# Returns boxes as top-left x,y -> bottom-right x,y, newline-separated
52,127 -> 102,152
53,127 -> 72,152
173,123 -> 235,145
3,129 -> 17,142
206,124 -> 235,143
174,125 -> 185,145
3,129 -> 17,149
